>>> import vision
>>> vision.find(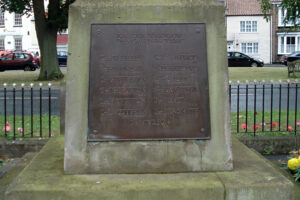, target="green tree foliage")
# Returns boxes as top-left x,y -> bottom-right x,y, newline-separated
260,0 -> 300,26
0,0 -> 75,80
